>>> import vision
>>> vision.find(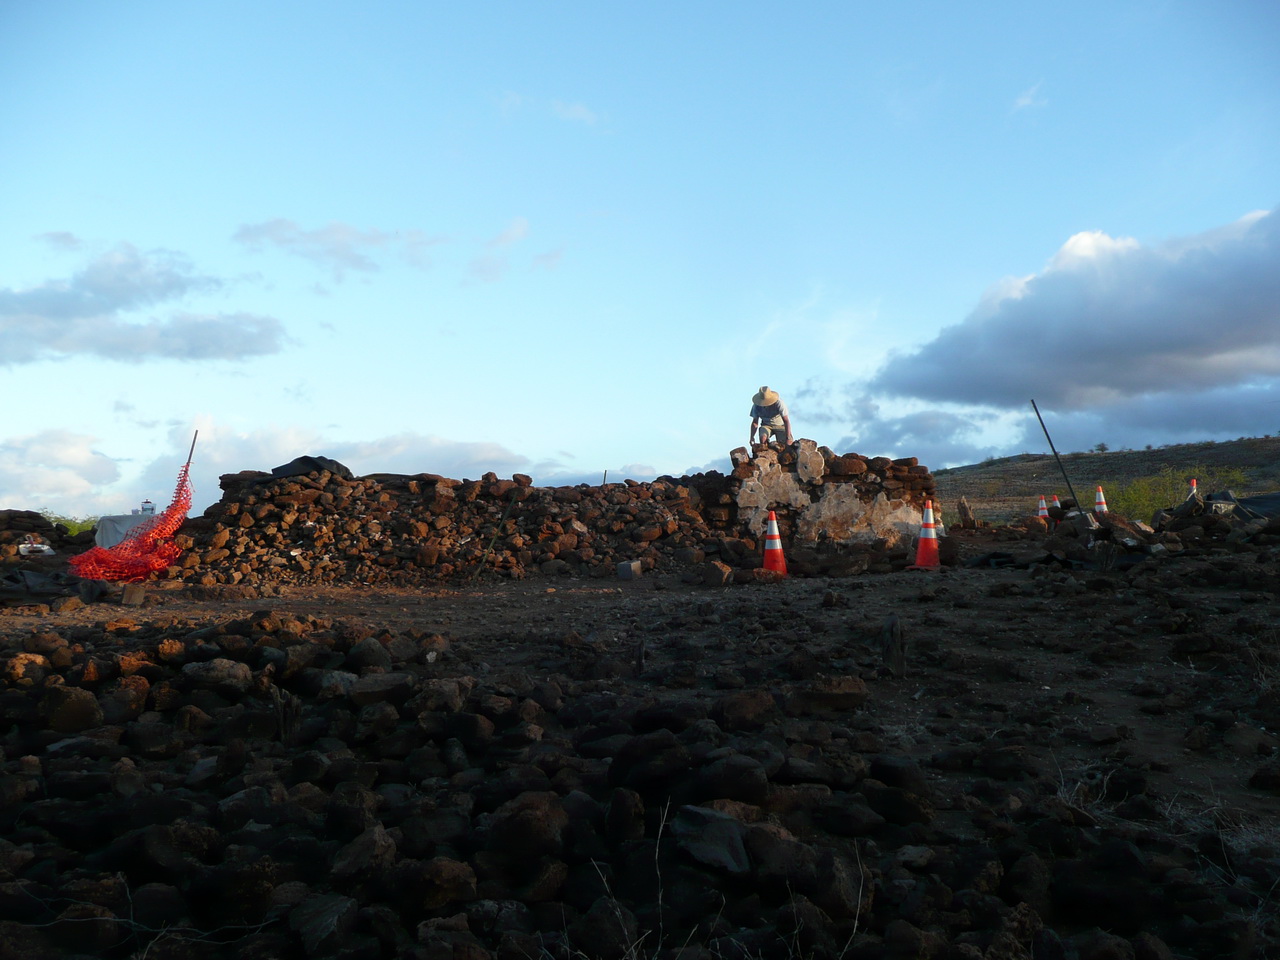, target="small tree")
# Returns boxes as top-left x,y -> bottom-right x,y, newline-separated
1093,442 -> 1110,453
